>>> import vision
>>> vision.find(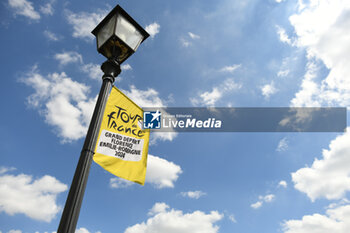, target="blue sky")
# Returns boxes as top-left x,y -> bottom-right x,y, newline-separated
1,0 -> 350,232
